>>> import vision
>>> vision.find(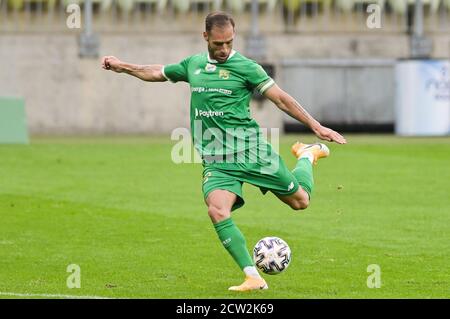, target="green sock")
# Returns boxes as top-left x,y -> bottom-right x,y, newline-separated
213,218 -> 254,270
292,158 -> 314,198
